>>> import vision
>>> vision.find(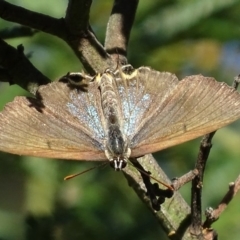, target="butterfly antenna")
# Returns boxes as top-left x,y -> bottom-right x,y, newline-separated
64,162 -> 108,180
128,161 -> 174,191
